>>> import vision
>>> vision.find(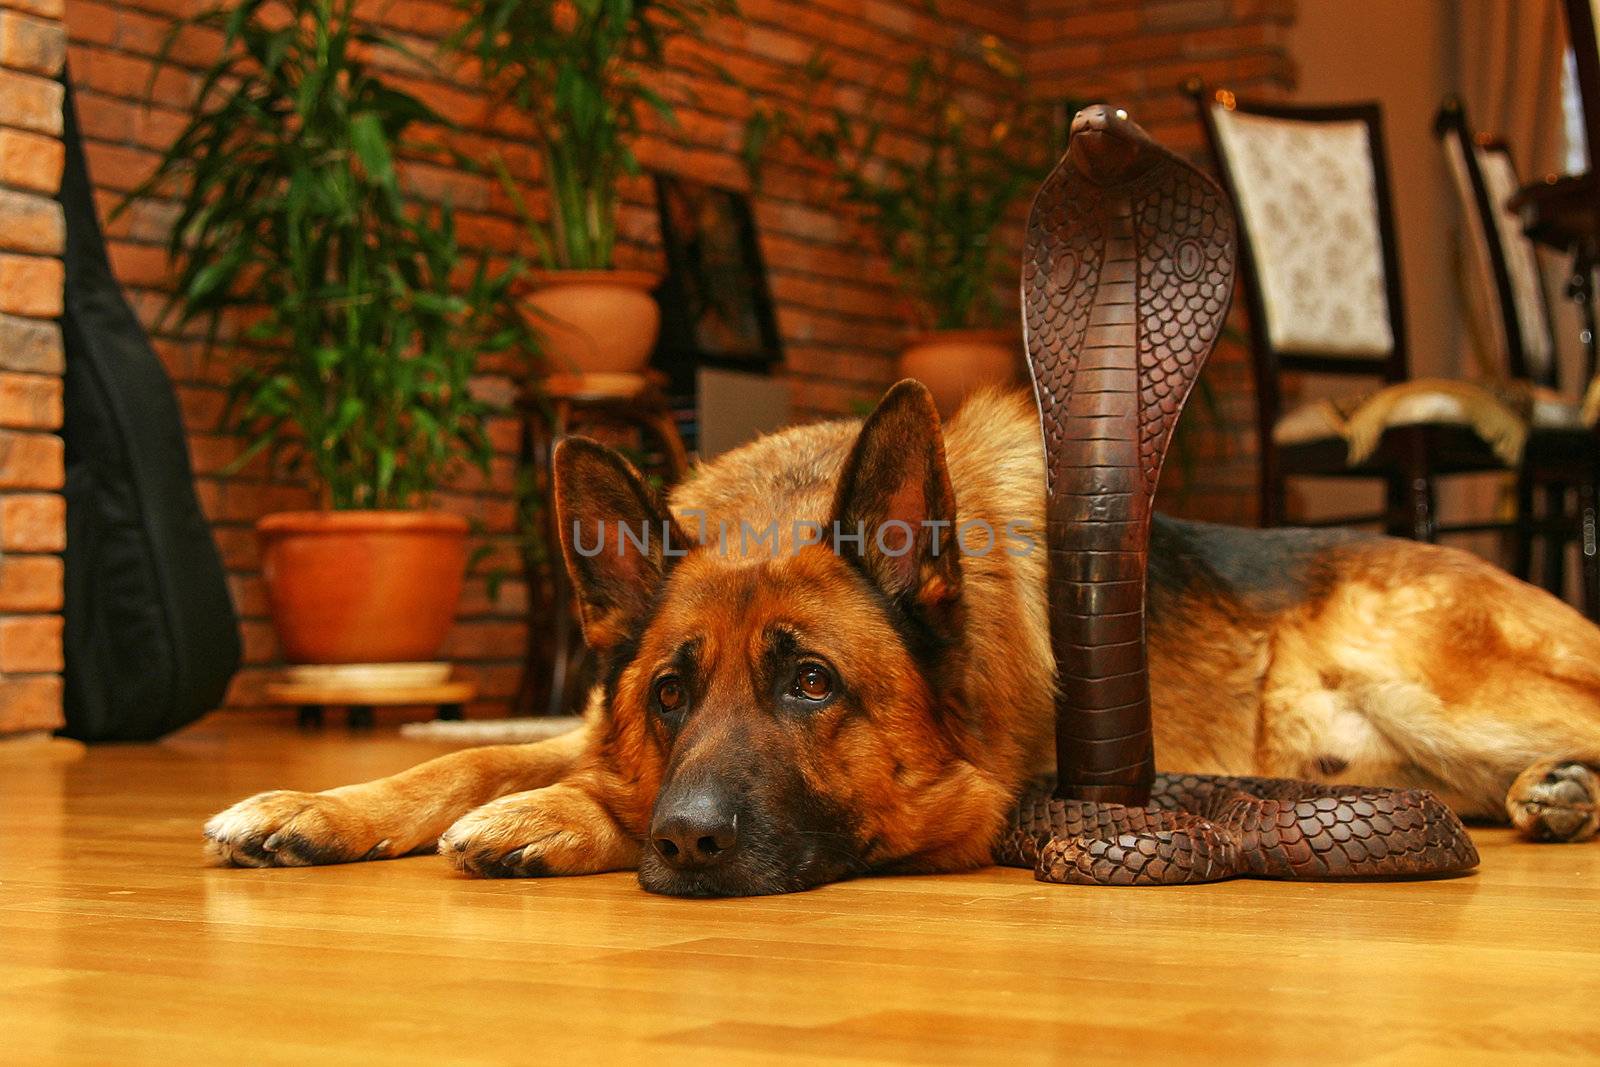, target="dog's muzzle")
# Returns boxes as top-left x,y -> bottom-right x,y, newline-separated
649,784 -> 740,873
